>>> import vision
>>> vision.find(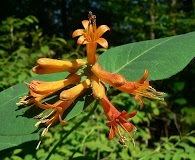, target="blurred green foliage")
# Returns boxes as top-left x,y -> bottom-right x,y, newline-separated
0,16 -> 67,91
0,0 -> 195,159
